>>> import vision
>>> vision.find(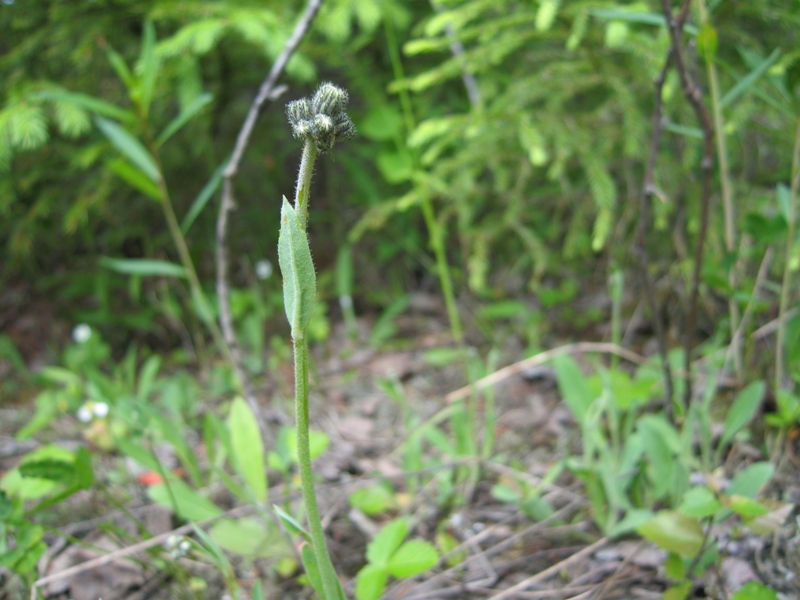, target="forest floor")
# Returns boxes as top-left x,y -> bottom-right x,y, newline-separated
1,285 -> 799,600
